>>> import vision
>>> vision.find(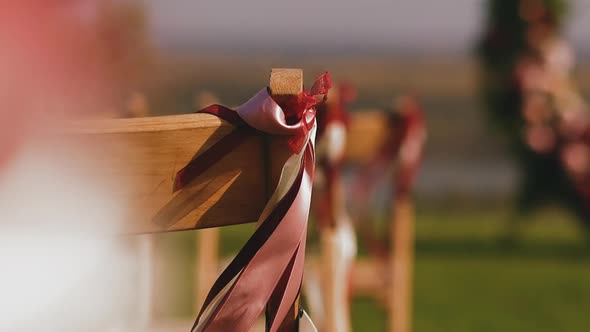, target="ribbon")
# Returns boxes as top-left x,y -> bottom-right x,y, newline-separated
274,71 -> 332,153
307,84 -> 357,332
173,73 -> 331,332
315,83 -> 355,141
314,84 -> 356,229
393,102 -> 427,198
